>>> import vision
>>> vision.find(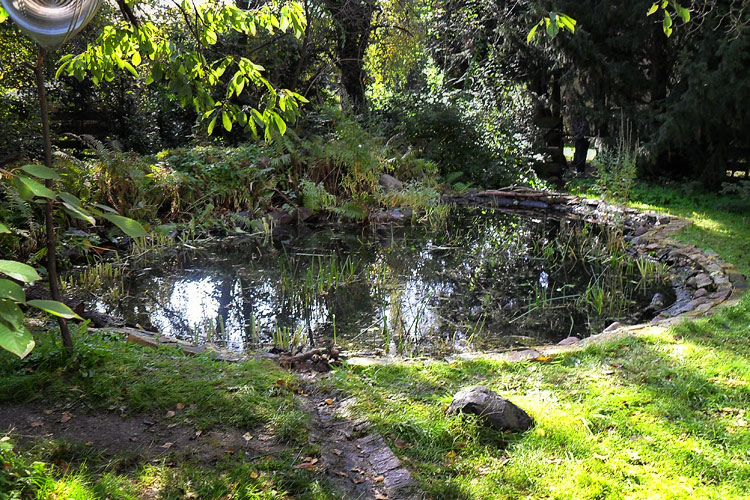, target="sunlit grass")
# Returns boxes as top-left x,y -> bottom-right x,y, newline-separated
330,301 -> 750,498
